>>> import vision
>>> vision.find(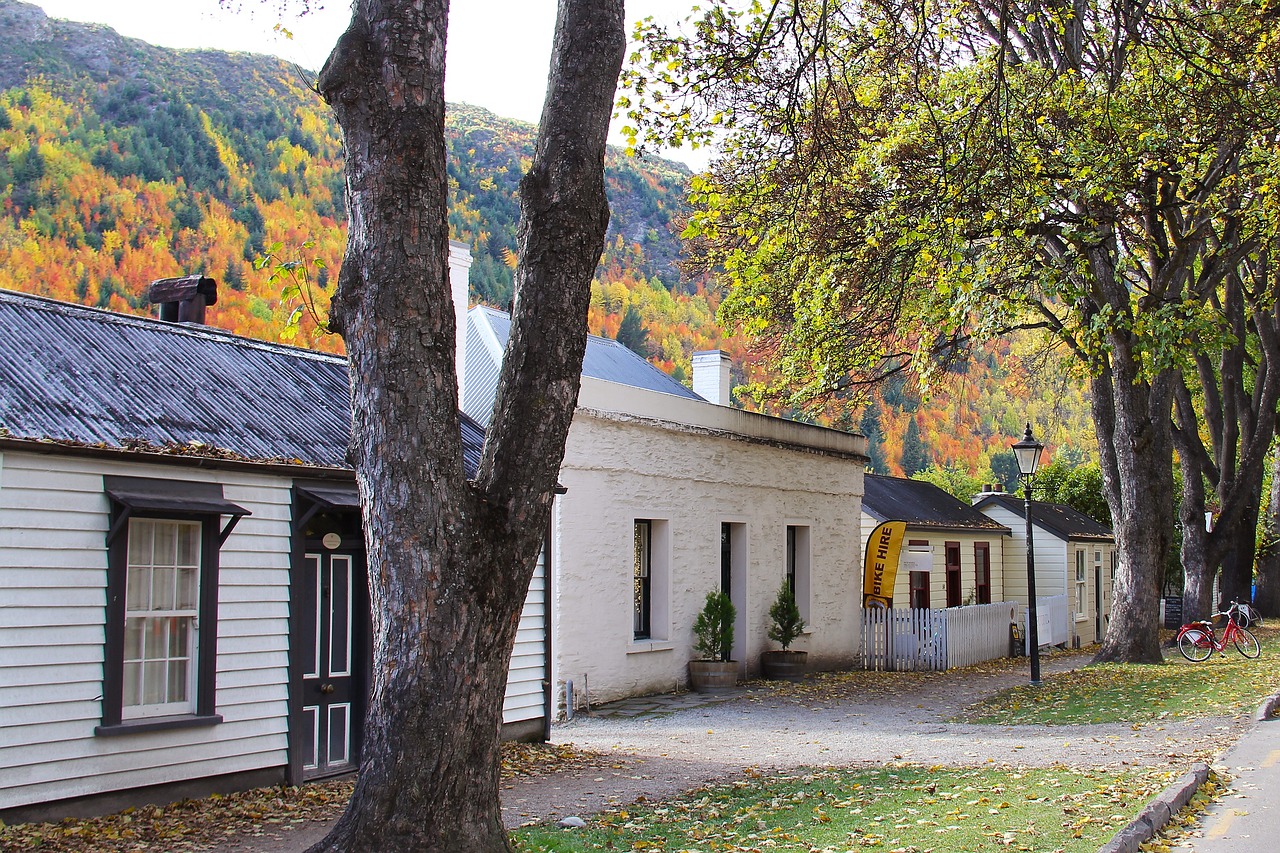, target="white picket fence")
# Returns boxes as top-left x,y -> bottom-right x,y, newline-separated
861,602 -> 1019,671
